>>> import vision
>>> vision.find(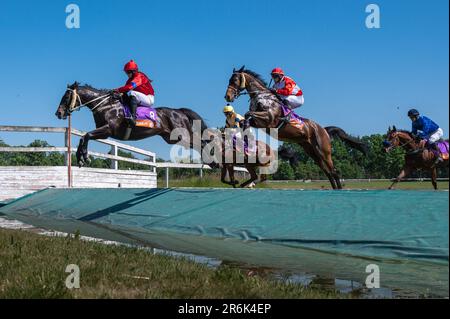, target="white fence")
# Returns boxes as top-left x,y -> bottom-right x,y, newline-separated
0,124 -> 248,196
0,125 -> 158,200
